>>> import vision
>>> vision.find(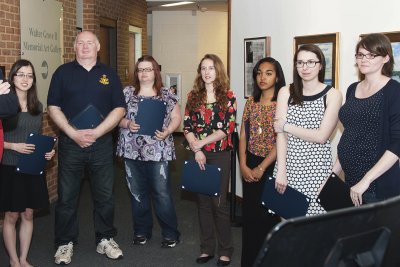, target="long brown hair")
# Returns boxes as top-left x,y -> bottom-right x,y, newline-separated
8,59 -> 41,115
289,44 -> 326,105
186,54 -> 230,112
132,55 -> 163,96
